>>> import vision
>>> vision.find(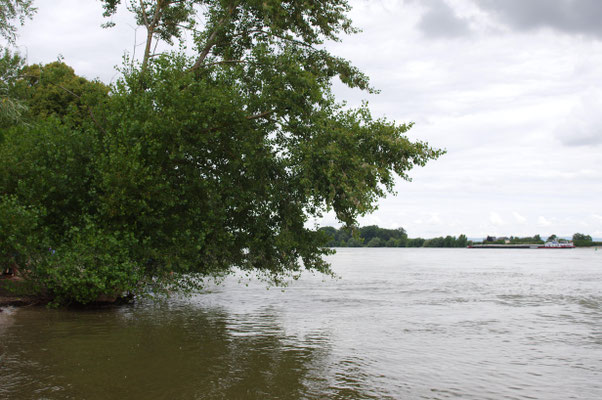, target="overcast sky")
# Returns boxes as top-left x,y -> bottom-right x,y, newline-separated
11,0 -> 602,239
